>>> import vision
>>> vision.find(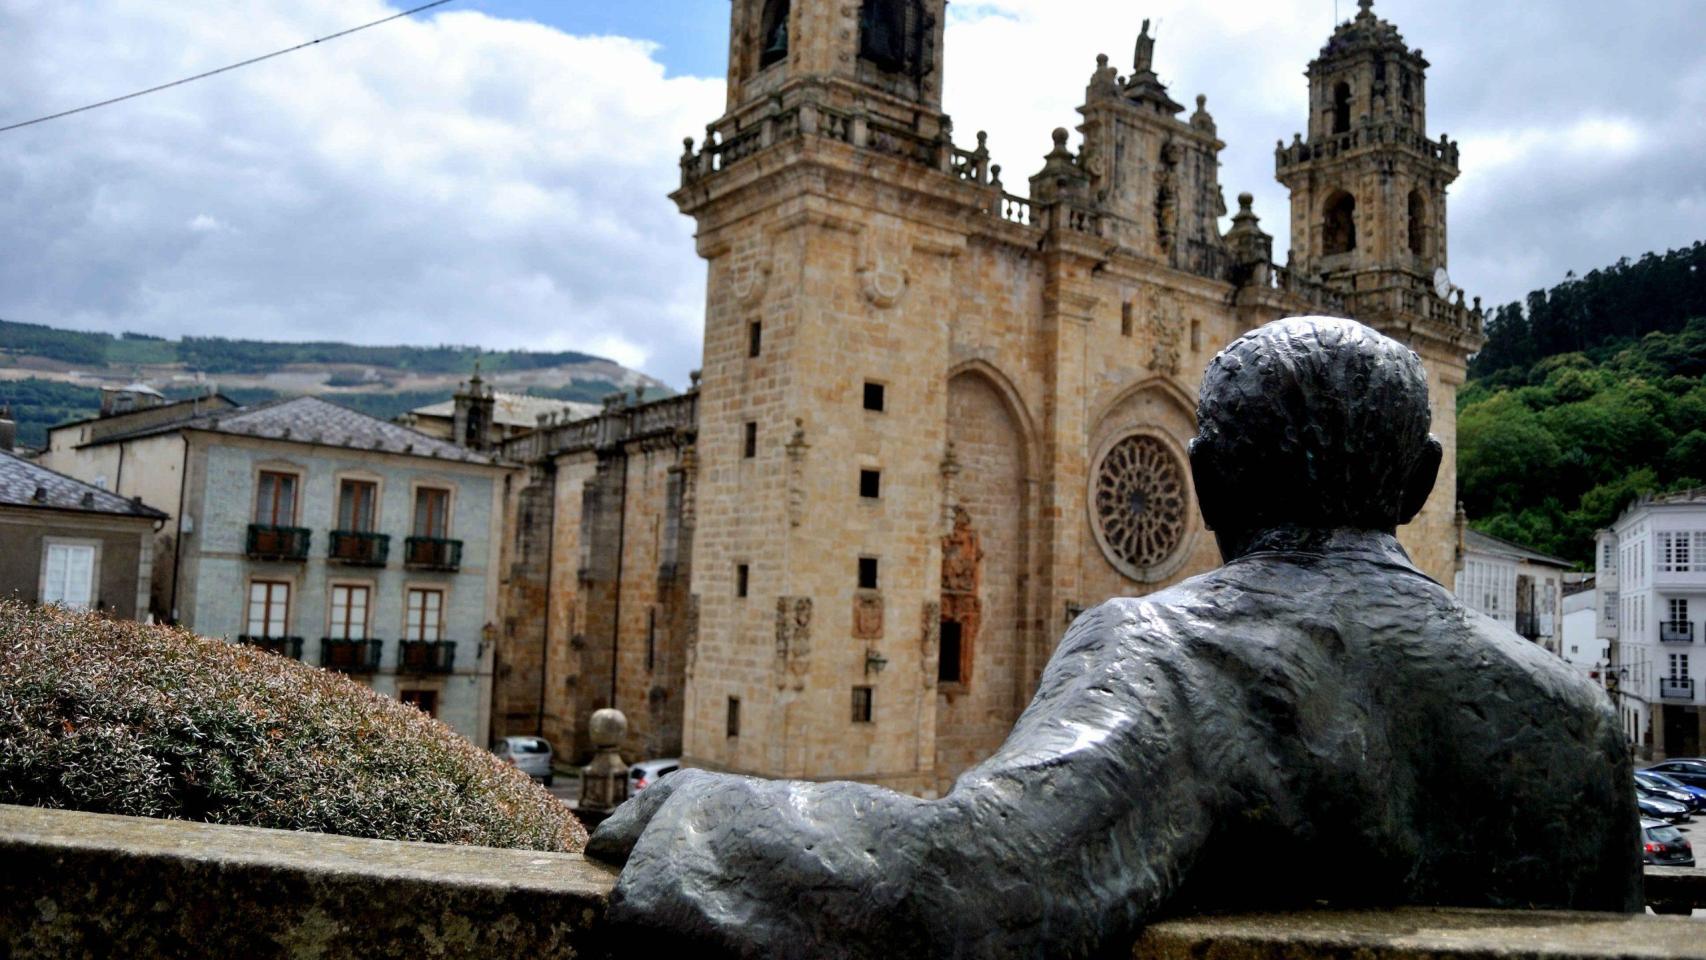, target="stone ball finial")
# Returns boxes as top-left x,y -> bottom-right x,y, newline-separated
589,708 -> 628,749
1238,192 -> 1254,211
1052,127 -> 1069,147
1096,53 -> 1109,68
1196,94 -> 1207,108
